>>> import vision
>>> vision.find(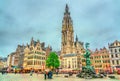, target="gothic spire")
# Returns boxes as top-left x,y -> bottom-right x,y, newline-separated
31,37 -> 34,42
30,37 -> 34,45
76,35 -> 78,42
65,4 -> 69,13
62,4 -> 73,29
26,43 -> 29,48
